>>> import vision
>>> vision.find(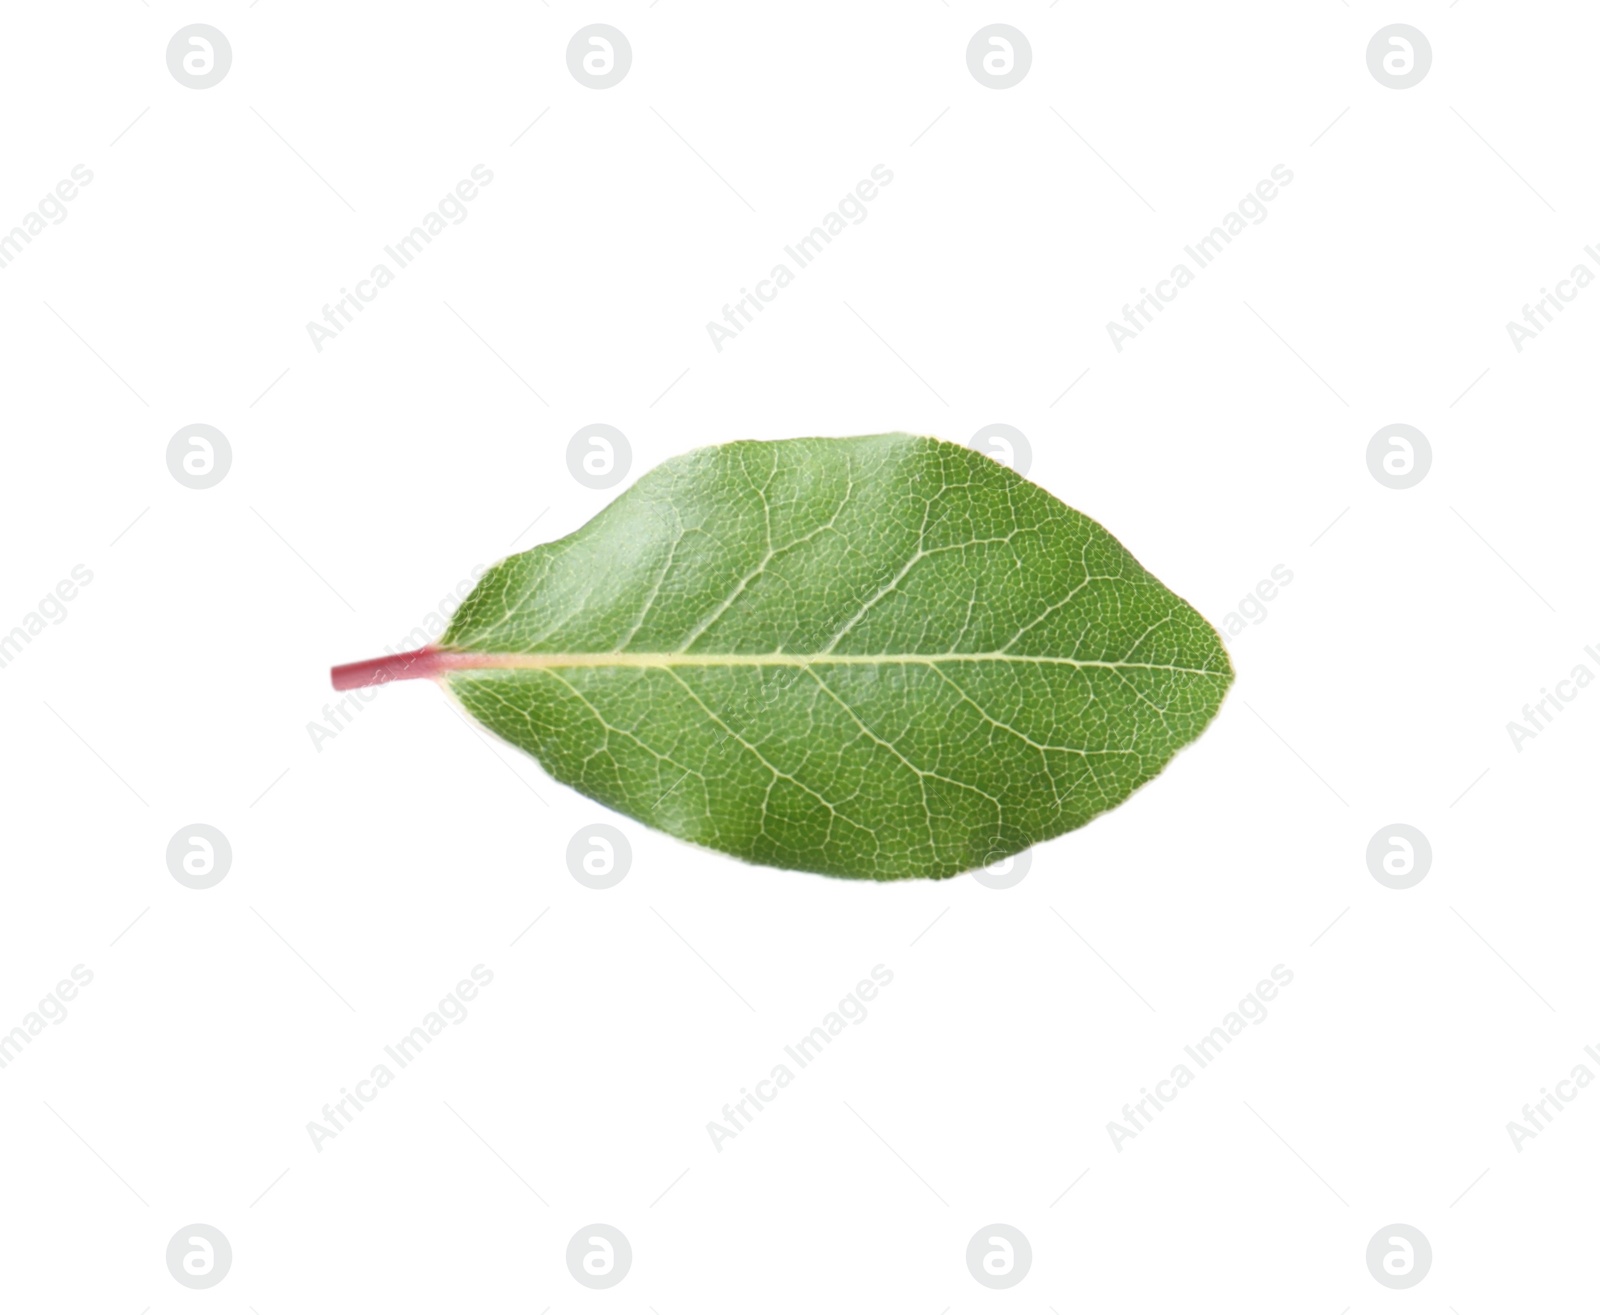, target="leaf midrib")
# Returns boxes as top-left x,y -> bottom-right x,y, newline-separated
439,651 -> 1228,676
